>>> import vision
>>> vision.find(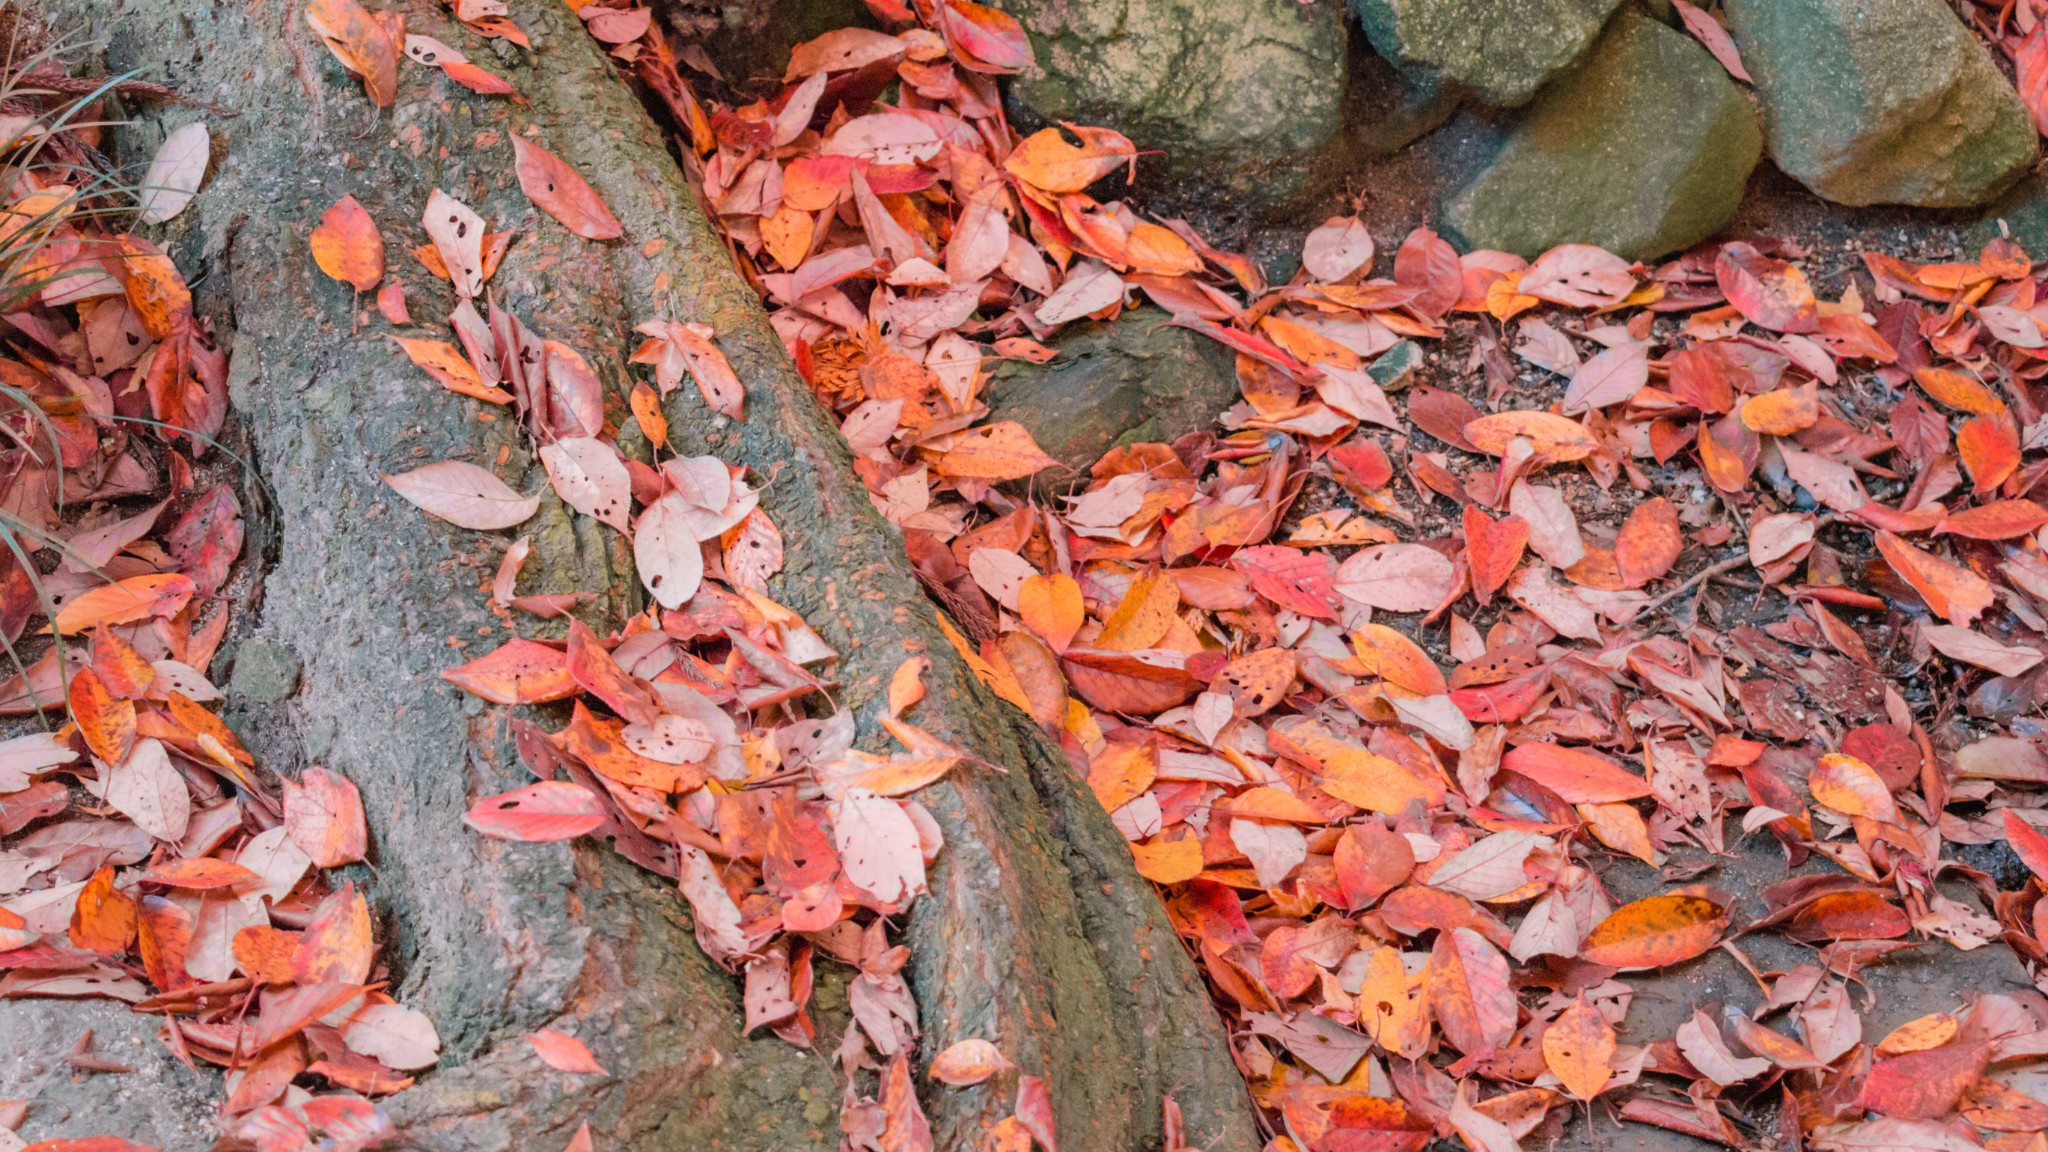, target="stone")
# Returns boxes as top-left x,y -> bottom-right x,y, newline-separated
1724,0 -> 2038,208
228,639 -> 301,704
985,307 -> 1237,474
1441,10 -> 1761,261
1349,45 -> 1461,157
999,0 -> 1348,210
1973,169 -> 2048,256
1350,0 -> 1624,108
